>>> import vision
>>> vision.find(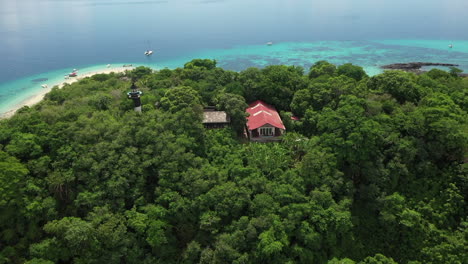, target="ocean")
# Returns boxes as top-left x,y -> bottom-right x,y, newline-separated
1,0 -> 468,114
